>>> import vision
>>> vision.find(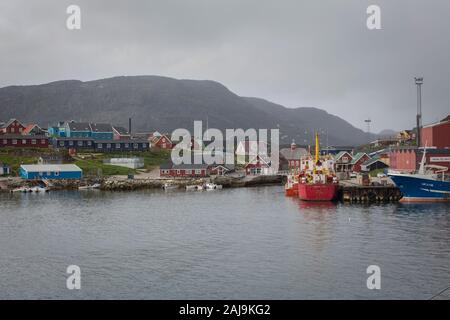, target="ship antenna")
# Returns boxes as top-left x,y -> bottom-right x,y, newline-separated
418,141 -> 427,175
